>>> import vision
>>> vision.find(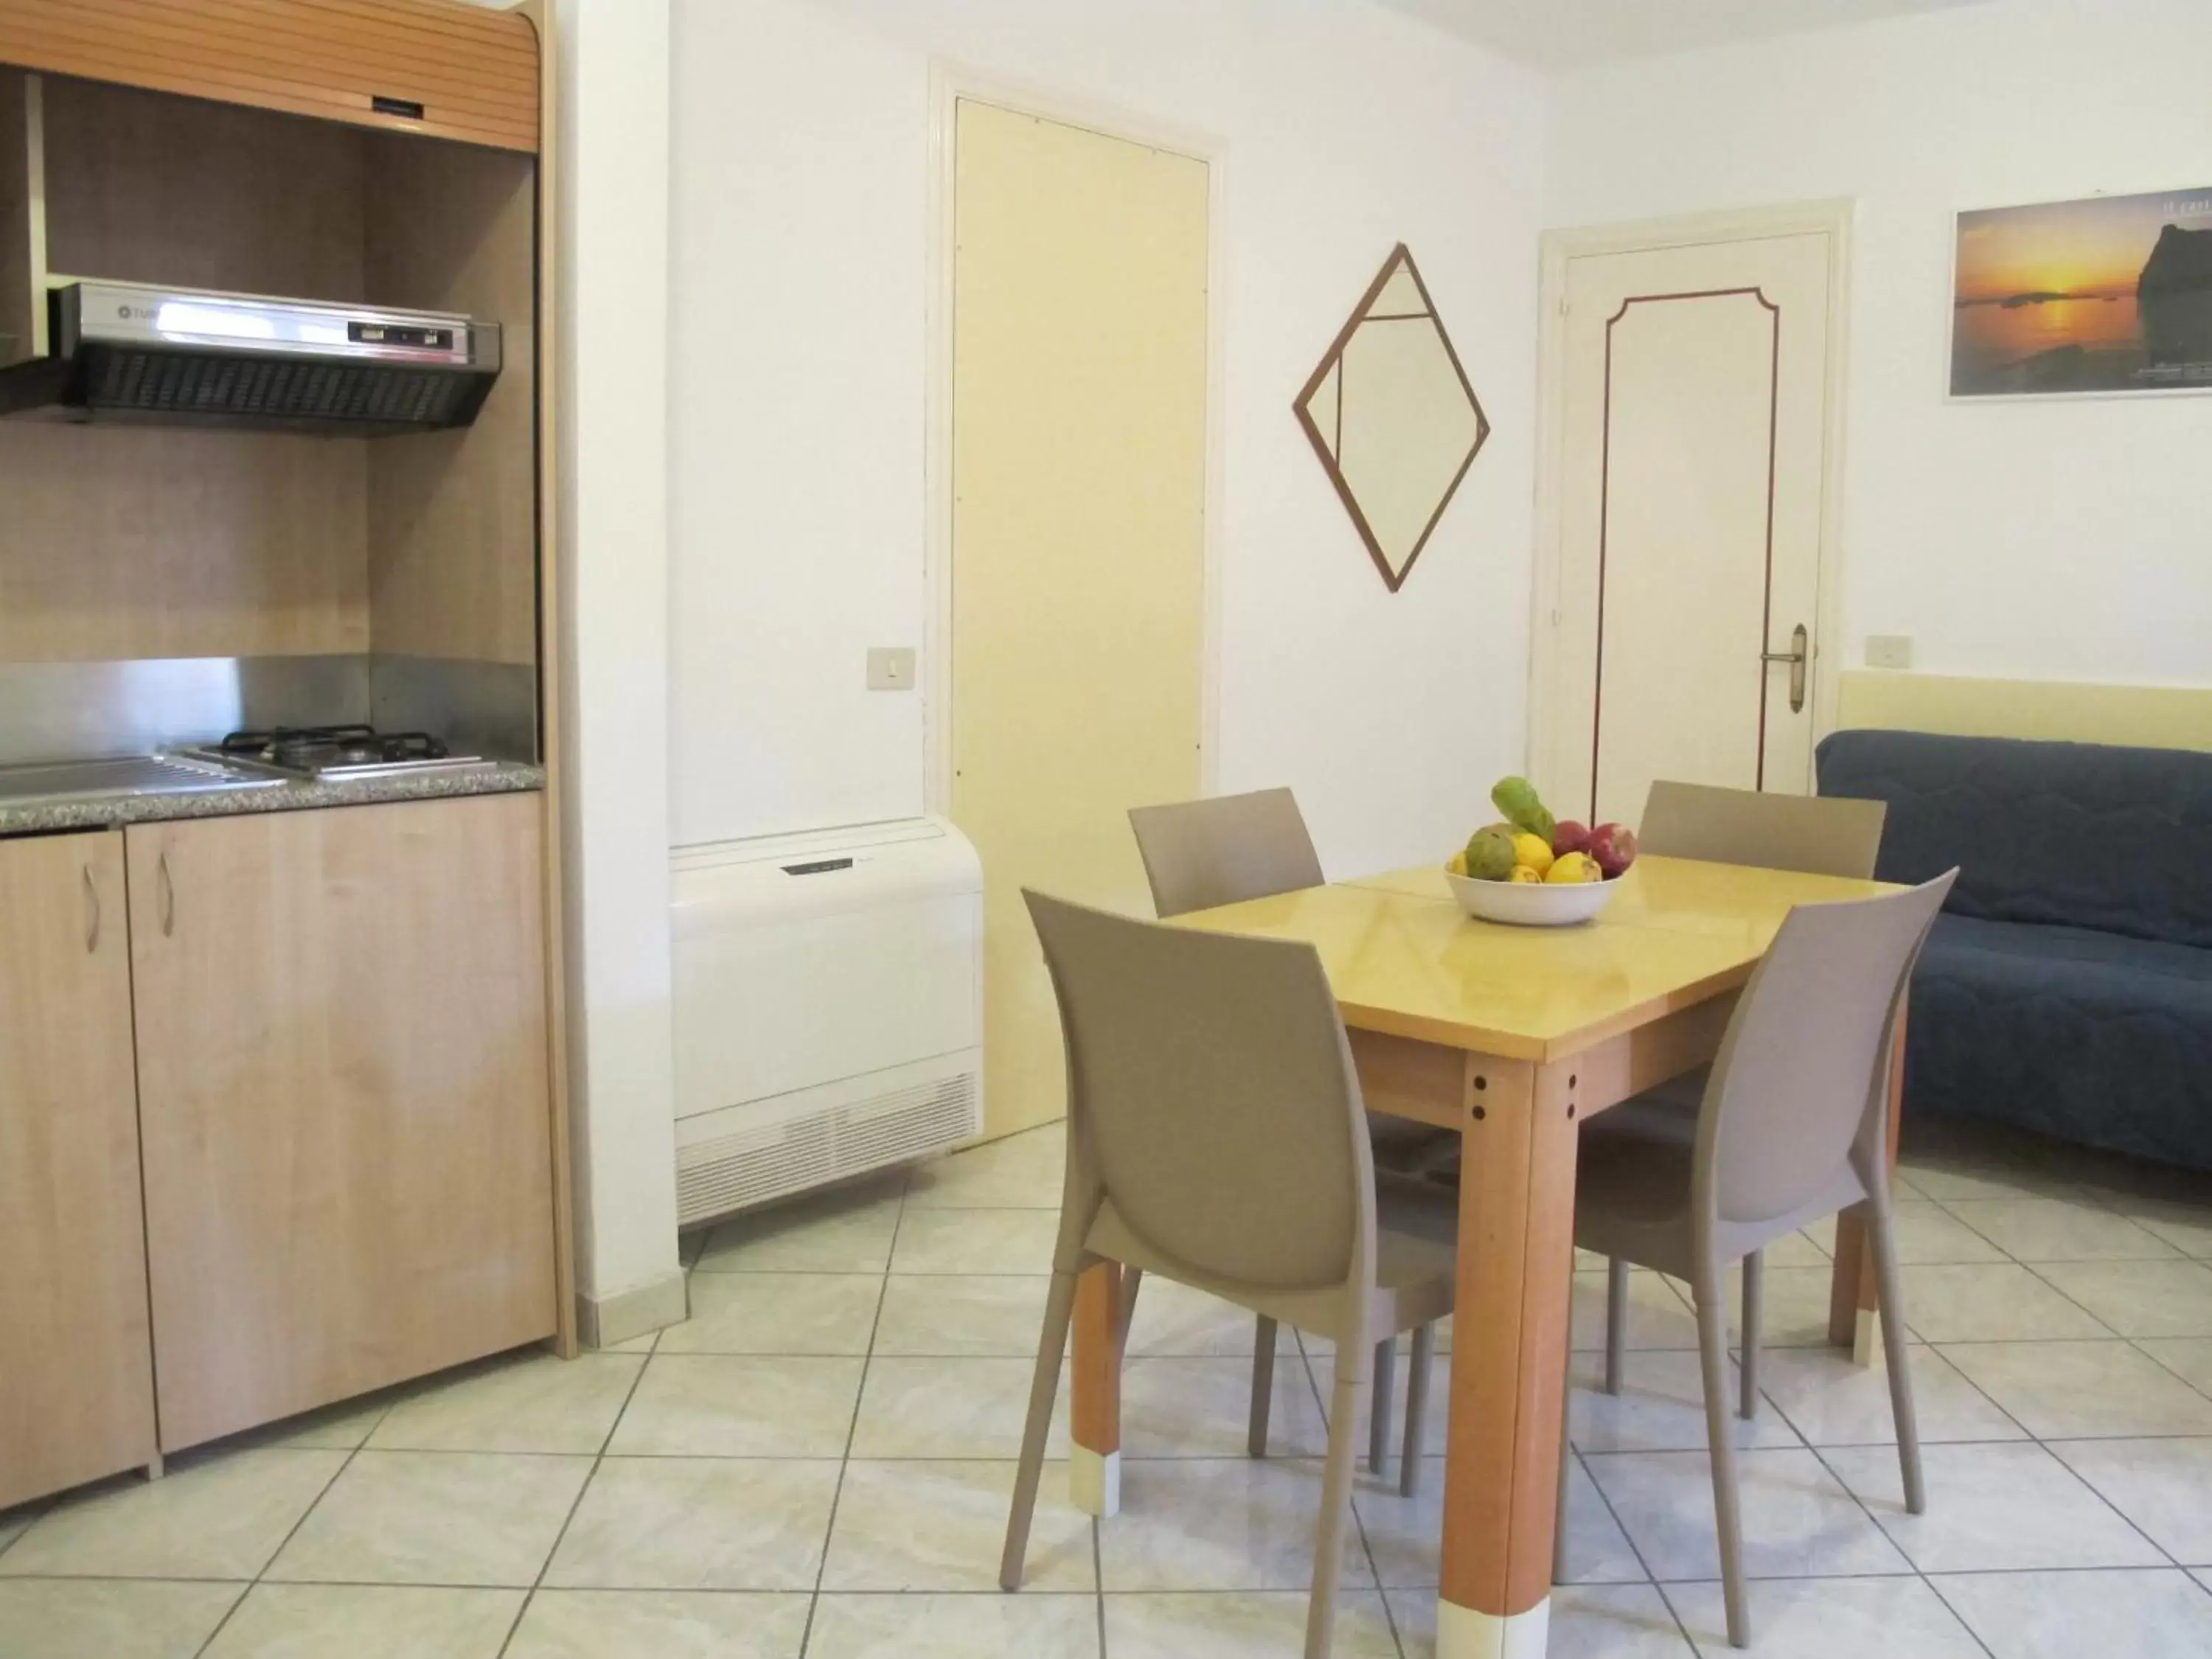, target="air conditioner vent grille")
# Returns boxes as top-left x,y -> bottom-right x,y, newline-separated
676,1070 -> 978,1227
